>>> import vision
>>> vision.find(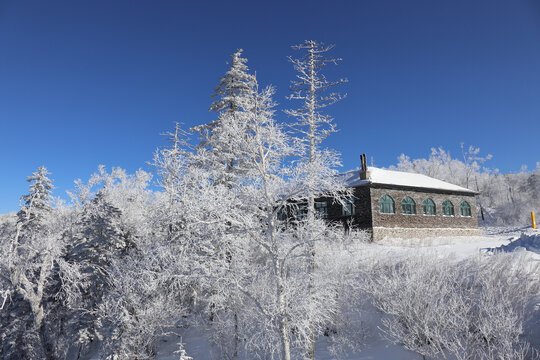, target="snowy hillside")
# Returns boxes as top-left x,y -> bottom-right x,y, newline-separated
149,227 -> 540,360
